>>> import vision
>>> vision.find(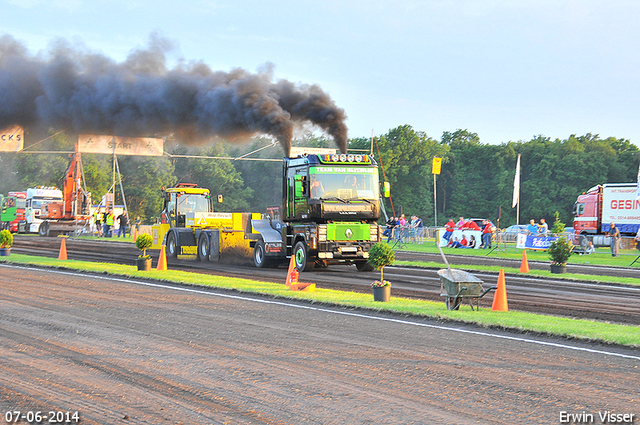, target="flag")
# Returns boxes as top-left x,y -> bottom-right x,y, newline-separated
636,163 -> 640,200
512,154 -> 521,208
